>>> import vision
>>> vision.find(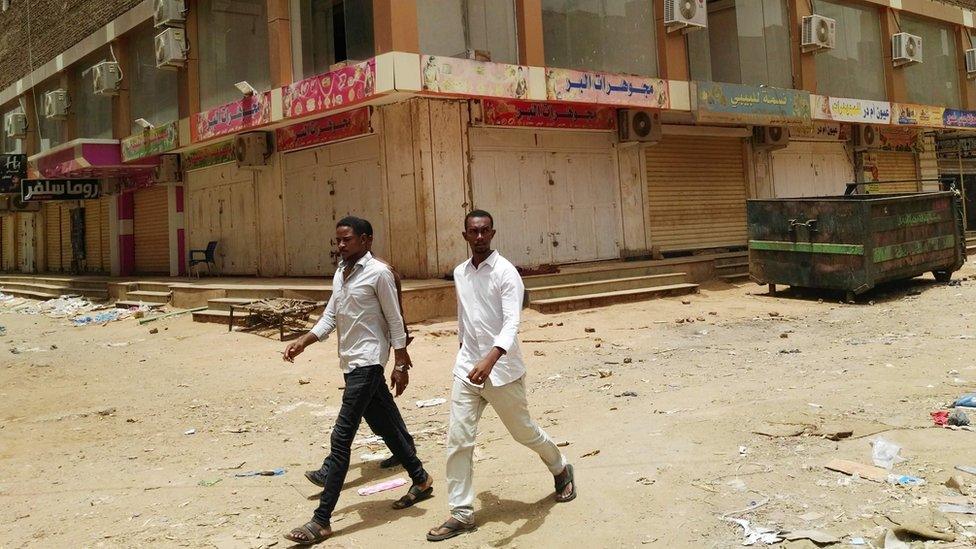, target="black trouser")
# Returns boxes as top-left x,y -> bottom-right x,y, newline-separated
313,365 -> 427,525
